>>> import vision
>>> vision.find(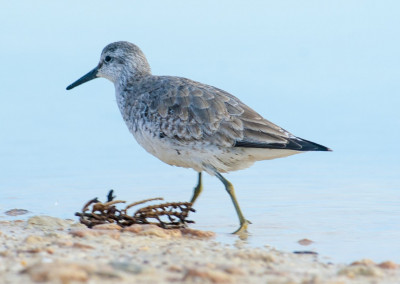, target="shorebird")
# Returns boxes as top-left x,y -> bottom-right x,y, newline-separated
67,41 -> 331,233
